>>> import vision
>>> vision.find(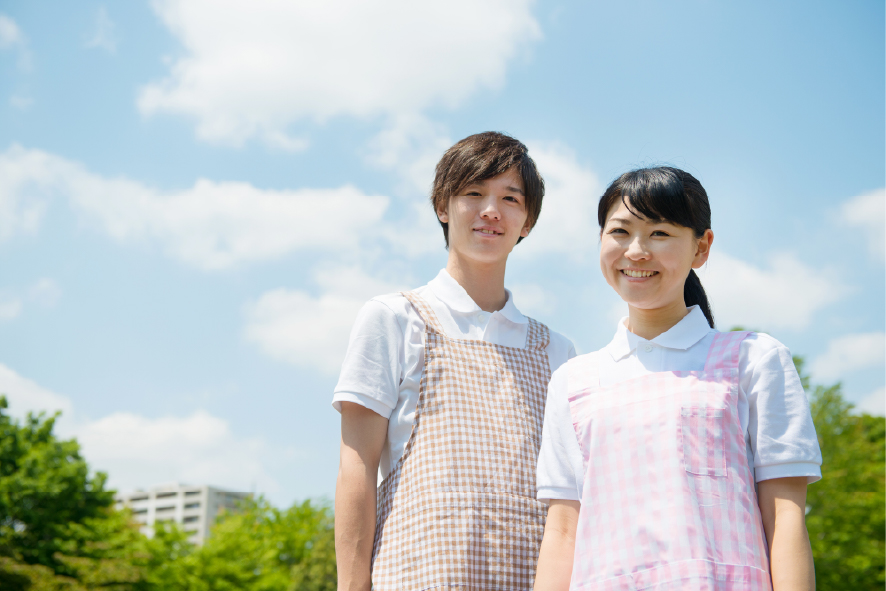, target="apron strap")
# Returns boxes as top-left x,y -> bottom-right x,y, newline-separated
703,330 -> 751,372
400,290 -> 445,335
525,317 -> 551,351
